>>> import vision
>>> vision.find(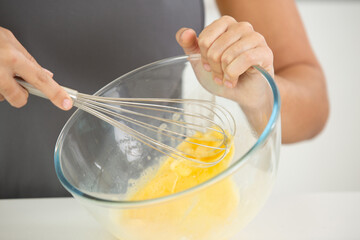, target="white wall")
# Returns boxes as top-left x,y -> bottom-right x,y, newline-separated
204,0 -> 360,194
